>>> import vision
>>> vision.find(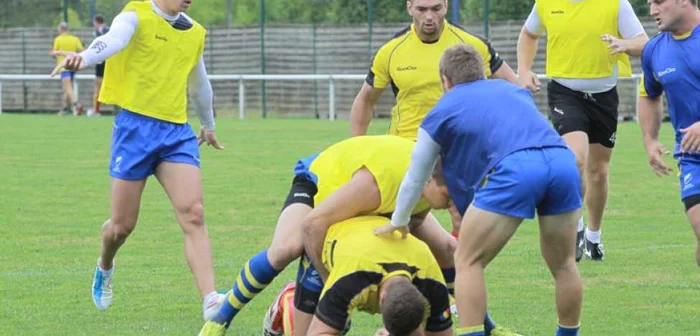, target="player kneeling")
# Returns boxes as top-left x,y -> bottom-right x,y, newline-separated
301,215 -> 452,336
